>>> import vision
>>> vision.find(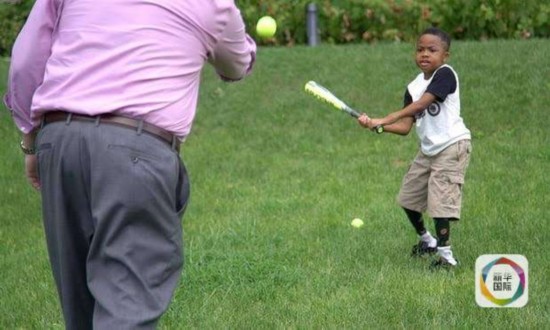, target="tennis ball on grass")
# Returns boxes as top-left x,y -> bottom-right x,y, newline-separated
351,218 -> 364,228
256,16 -> 277,38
